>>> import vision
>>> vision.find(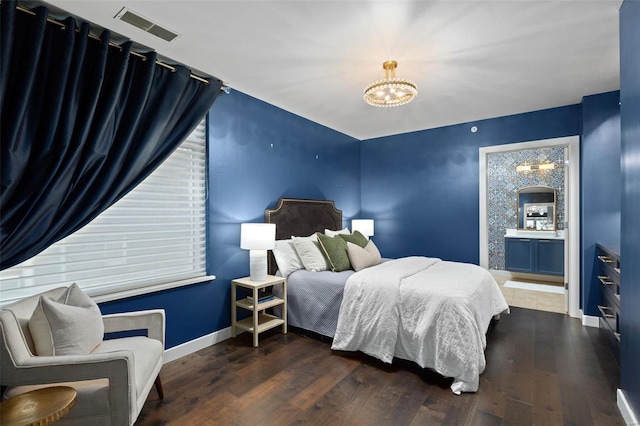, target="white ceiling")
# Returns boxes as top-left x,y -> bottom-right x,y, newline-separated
40,0 -> 622,140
